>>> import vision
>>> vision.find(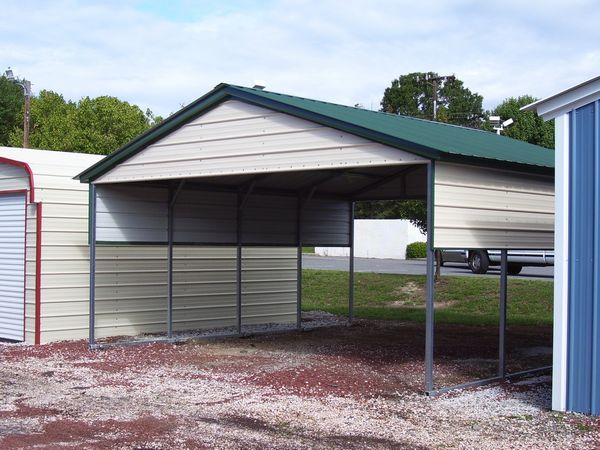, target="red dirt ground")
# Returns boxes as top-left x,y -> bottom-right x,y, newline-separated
1,319 -> 598,449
